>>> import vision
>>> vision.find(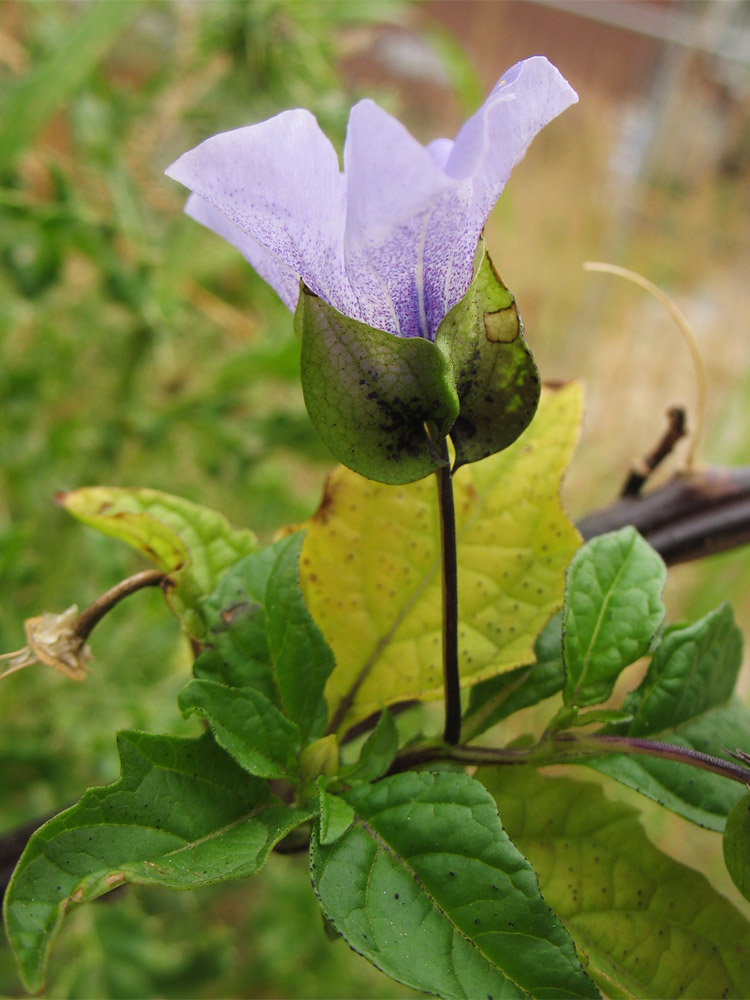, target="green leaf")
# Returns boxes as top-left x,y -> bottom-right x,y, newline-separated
724,793 -> 750,904
462,612 -> 565,742
317,782 -> 355,846
178,679 -> 301,779
311,770 -> 598,1000
340,708 -> 399,783
566,708 -> 633,728
3,731 -> 313,993
621,602 -> 742,736
563,528 -> 666,708
58,487 -> 258,638
195,556 -> 281,698
195,534 -> 335,744
482,766 -> 750,999
436,244 -> 541,469
586,699 -> 750,831
0,1 -> 138,171
296,285 -> 459,485
585,604 -> 746,830
297,383 -> 583,733
263,533 -> 335,741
